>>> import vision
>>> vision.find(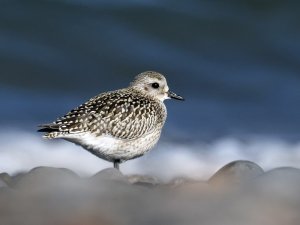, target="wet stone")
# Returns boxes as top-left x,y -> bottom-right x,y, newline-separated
0,173 -> 12,187
127,174 -> 159,187
167,177 -> 197,188
208,160 -> 264,188
0,179 -> 8,188
92,168 -> 129,184
251,167 -> 300,202
12,167 -> 78,190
